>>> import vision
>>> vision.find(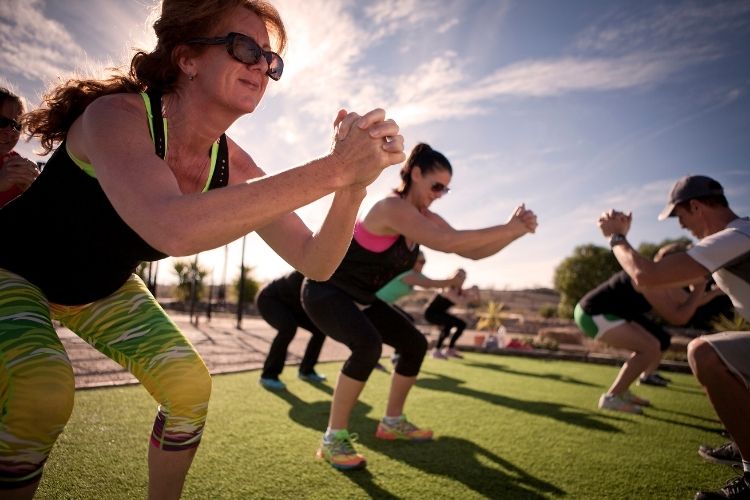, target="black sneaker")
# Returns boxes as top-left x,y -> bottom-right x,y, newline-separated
699,441 -> 742,467
695,475 -> 750,499
638,373 -> 669,387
